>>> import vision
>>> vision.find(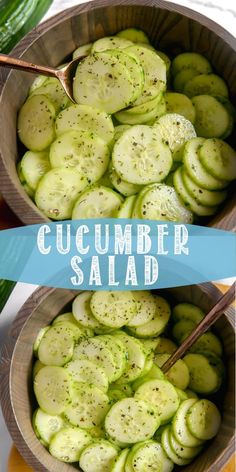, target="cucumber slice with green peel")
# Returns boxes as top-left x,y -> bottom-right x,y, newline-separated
90,291 -> 137,328
173,69 -> 199,93
182,170 -> 227,207
18,94 -> 56,151
183,353 -> 222,394
38,323 -> 75,366
131,440 -> 174,471
73,53 -> 136,113
73,337 -> 120,382
21,150 -> 50,191
199,138 -> 236,181
132,364 -> 165,391
65,359 -> 109,392
122,93 -> 162,116
189,332 -> 223,357
184,73 -> 229,98
173,167 -> 218,216
111,448 -> 130,472
186,399 -> 221,440
125,45 -> 166,106
172,319 -> 196,343
115,103 -> 165,125
33,408 -> 64,445
96,335 -> 127,378
132,186 -> 151,219
31,77 -> 70,113
155,337 -> 177,354
113,125 -> 132,144
135,379 -> 180,424
92,36 -> 133,53
185,389 -> 198,399
80,440 -> 118,472
105,398 -> 160,444
127,291 -> 157,327
73,42 -> 93,59
154,354 -> 189,390
89,425 -> 106,439
156,51 -> 171,73
116,195 -> 137,218
176,388 -> 189,402
173,303 -> 205,324
165,93 -> 196,123
192,95 -> 231,138
113,332 -> 147,382
49,130 -> 110,185
109,164 -> 142,197
72,186 -> 123,219
154,113 -> 197,161
52,312 -> 94,338
108,387 -> 129,404
112,125 -> 172,185
197,351 -> 225,378
110,382 -> 133,397
172,53 -> 212,76
49,427 -> 92,462
183,137 -> 227,190
54,320 -> 87,342
29,75 -> 47,94
141,338 -> 160,354
64,382 -> 110,428
72,291 -> 102,329
161,426 -> 192,466
169,429 -> 202,460
172,399 -> 203,447
125,445 -> 141,472
34,366 -> 72,415
55,104 -> 114,145
35,167 -> 88,220
33,360 -> 45,378
33,326 -> 50,356
128,296 -> 171,338
139,183 -> 194,223
117,28 -> 149,44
